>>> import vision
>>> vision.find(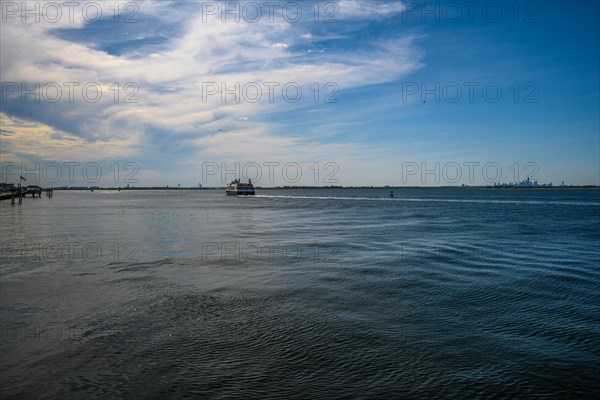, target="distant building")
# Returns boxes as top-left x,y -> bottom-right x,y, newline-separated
493,177 -> 556,187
